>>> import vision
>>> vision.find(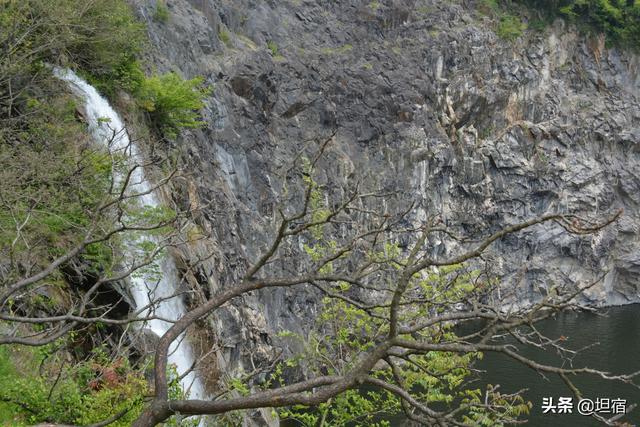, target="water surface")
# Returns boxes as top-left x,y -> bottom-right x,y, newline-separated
468,304 -> 640,426
390,304 -> 640,426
